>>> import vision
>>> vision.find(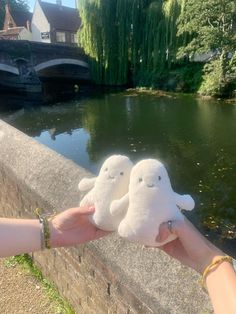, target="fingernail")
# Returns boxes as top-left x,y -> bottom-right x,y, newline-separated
88,206 -> 95,211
